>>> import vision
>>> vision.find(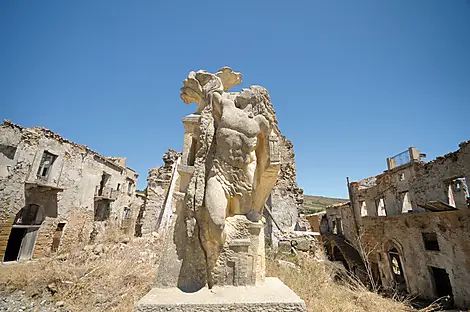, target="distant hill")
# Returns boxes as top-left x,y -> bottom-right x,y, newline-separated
302,195 -> 348,213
